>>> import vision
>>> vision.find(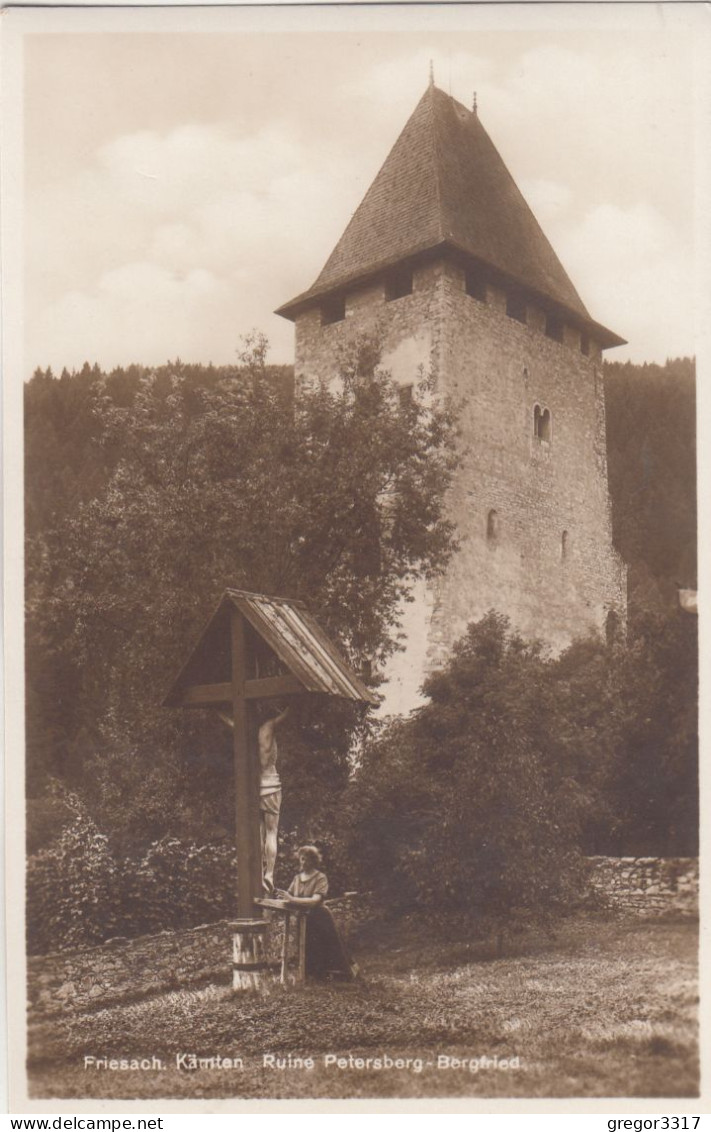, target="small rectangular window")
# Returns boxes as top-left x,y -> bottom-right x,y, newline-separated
465,269 -> 487,302
385,267 -> 413,301
580,333 -> 590,356
398,383 -> 414,406
321,296 -> 346,325
506,294 -> 527,324
545,315 -> 564,343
